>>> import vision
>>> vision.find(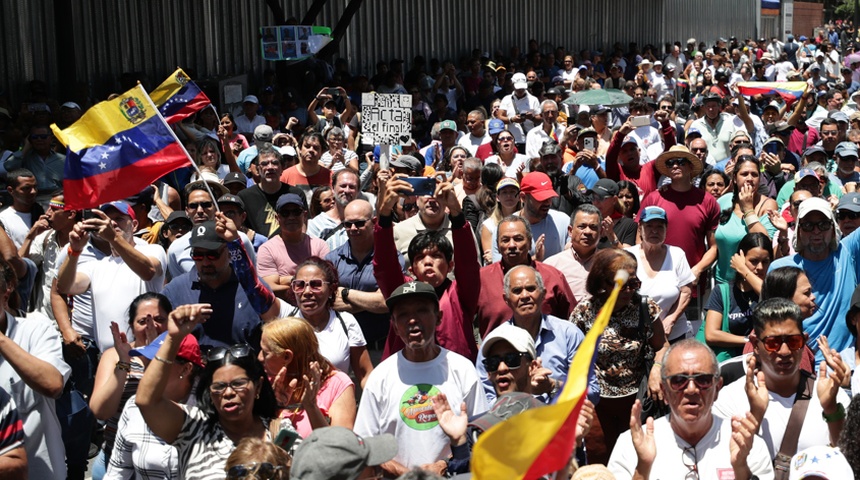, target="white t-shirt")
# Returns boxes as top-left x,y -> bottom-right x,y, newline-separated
713,375 -> 850,460
293,309 -> 366,374
485,153 -> 530,179
354,348 -> 487,468
525,123 -> 564,159
77,239 -> 167,352
626,124 -> 664,164
0,206 -> 33,249
626,244 -> 696,340
608,415 -> 774,480
499,93 -> 541,143
457,133 -> 491,156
